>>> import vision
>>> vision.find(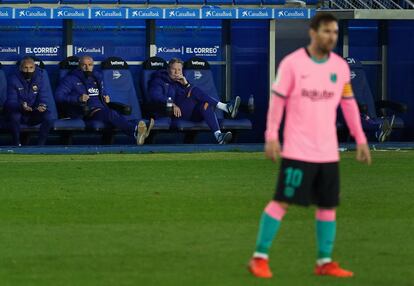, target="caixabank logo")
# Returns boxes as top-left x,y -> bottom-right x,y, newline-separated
0,8 -> 13,19
129,8 -> 163,19
24,46 -> 61,57
274,9 -> 309,19
202,8 -> 235,19
53,8 -> 88,19
157,46 -> 183,54
91,8 -> 126,19
74,46 -> 105,56
16,8 -> 51,19
0,46 -> 20,55
165,8 -> 200,19
238,8 -> 272,19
